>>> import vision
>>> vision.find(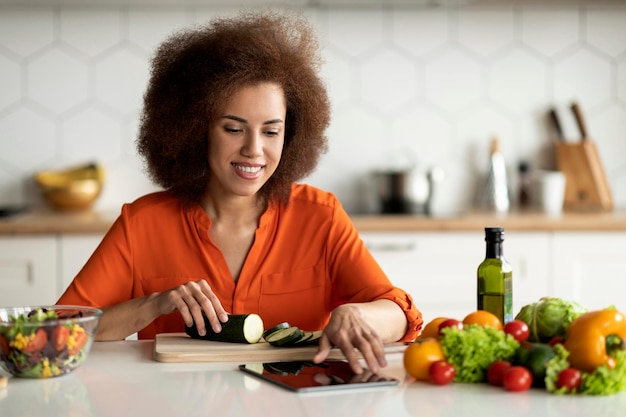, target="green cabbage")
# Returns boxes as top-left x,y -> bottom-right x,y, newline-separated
515,297 -> 587,343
